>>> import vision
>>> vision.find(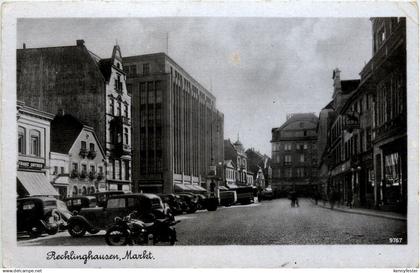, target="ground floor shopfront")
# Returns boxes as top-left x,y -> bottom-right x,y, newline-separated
373,135 -> 407,213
